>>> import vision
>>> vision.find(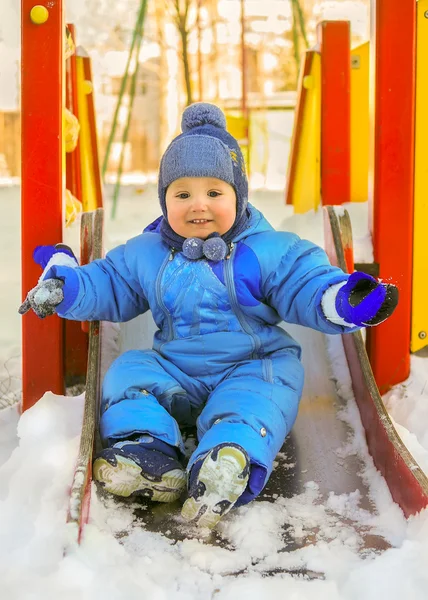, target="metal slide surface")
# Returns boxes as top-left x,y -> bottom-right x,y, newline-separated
114,315 -> 389,555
